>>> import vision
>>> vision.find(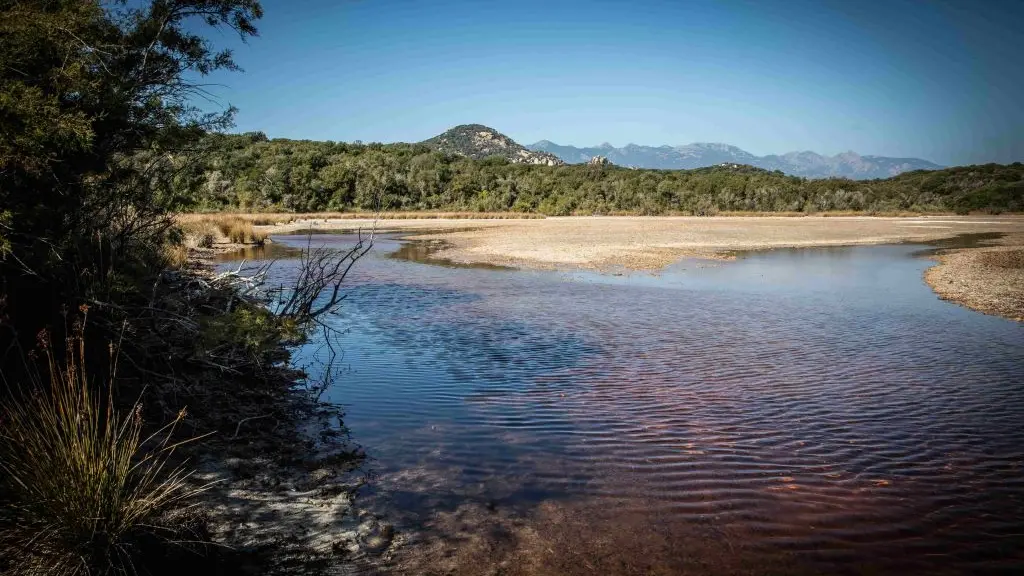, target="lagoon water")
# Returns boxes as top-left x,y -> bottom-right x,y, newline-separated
230,233 -> 1024,574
